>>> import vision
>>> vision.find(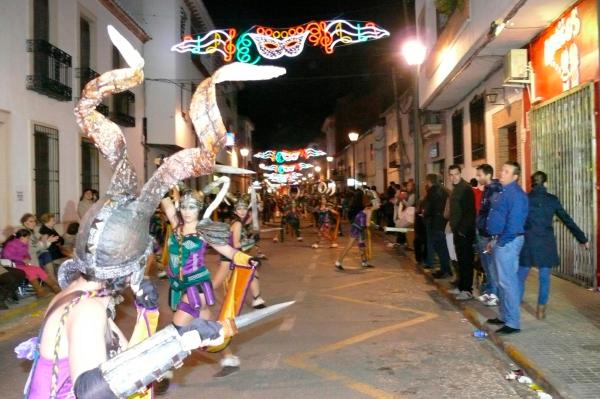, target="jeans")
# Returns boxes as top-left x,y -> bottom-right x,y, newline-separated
425,225 -> 451,275
518,266 -> 551,305
477,235 -> 498,296
493,236 -> 524,329
454,233 -> 475,292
